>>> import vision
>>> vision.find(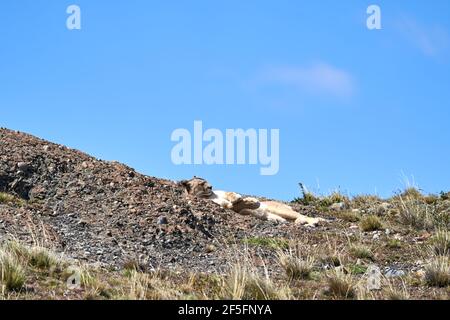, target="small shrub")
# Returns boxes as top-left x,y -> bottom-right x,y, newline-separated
360,215 -> 383,232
